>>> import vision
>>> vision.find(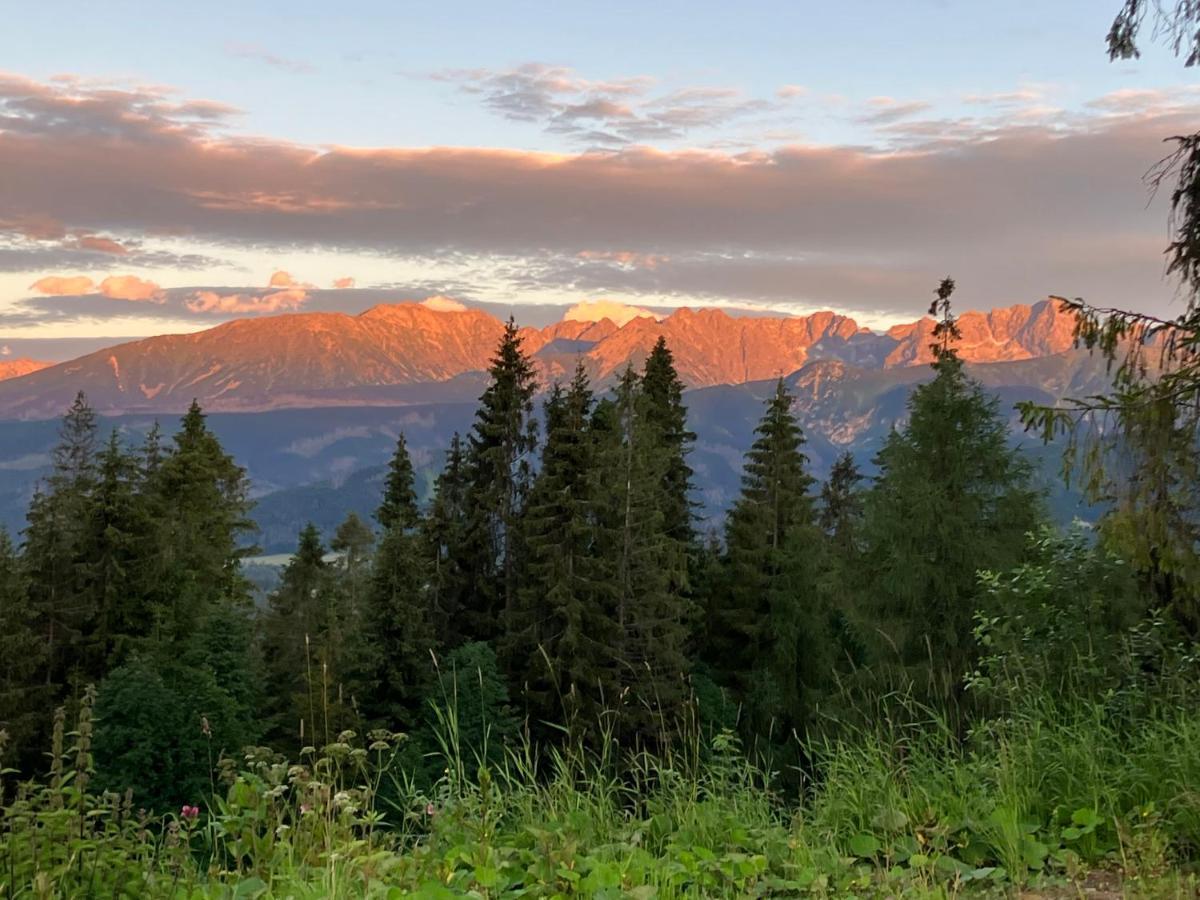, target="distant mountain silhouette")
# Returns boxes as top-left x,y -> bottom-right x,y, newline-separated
0,299 -> 1079,419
